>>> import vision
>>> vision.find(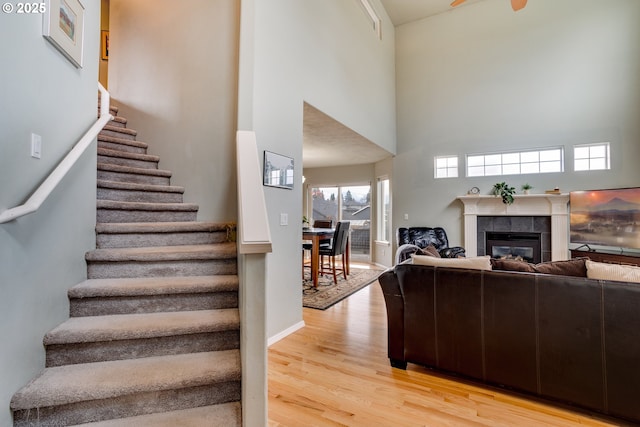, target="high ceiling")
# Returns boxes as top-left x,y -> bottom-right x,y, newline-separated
302,0 -> 483,168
